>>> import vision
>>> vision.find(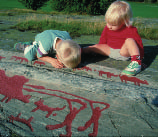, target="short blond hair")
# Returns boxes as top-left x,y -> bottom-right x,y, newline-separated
105,1 -> 133,27
56,40 -> 81,68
